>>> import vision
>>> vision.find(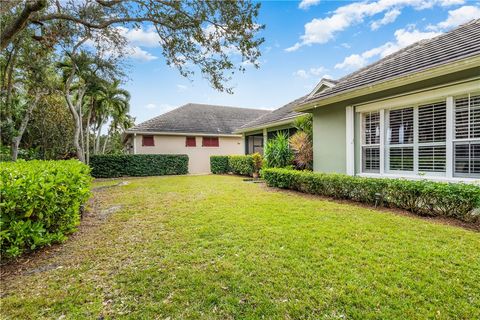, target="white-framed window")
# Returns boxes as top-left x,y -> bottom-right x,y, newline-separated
361,111 -> 380,173
454,94 -> 480,178
359,92 -> 479,179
